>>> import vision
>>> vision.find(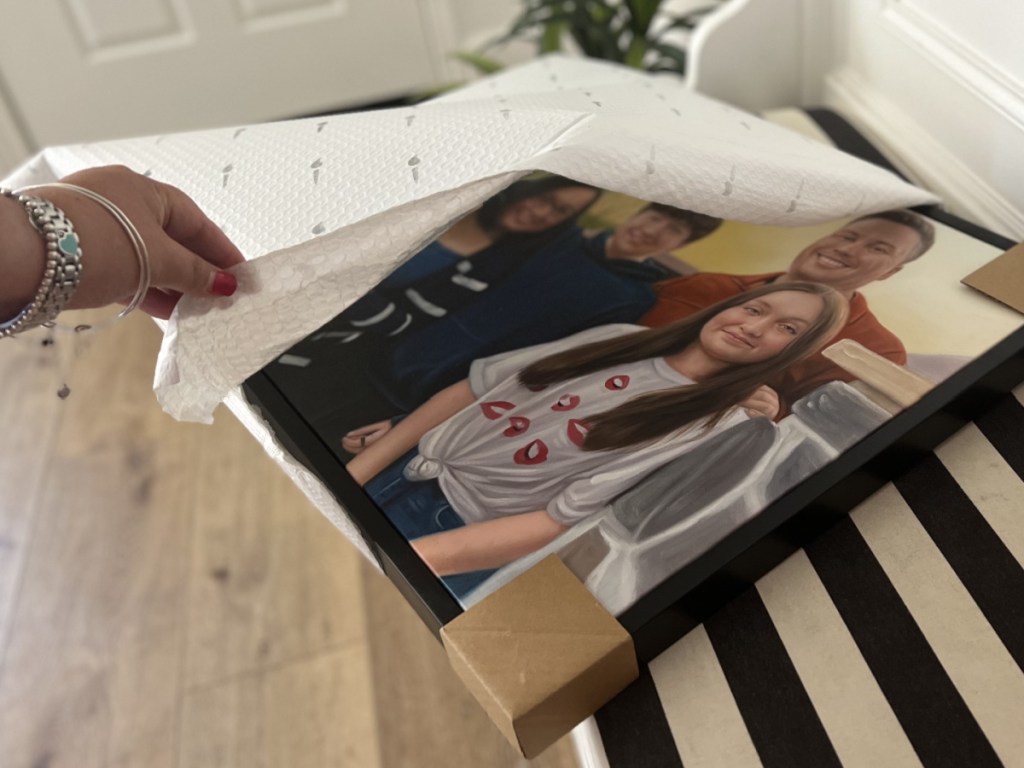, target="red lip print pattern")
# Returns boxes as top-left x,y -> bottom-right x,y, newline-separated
551,394 -> 580,412
480,400 -> 515,420
605,374 -> 630,391
503,416 -> 530,436
514,439 -> 549,465
566,419 -> 590,447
